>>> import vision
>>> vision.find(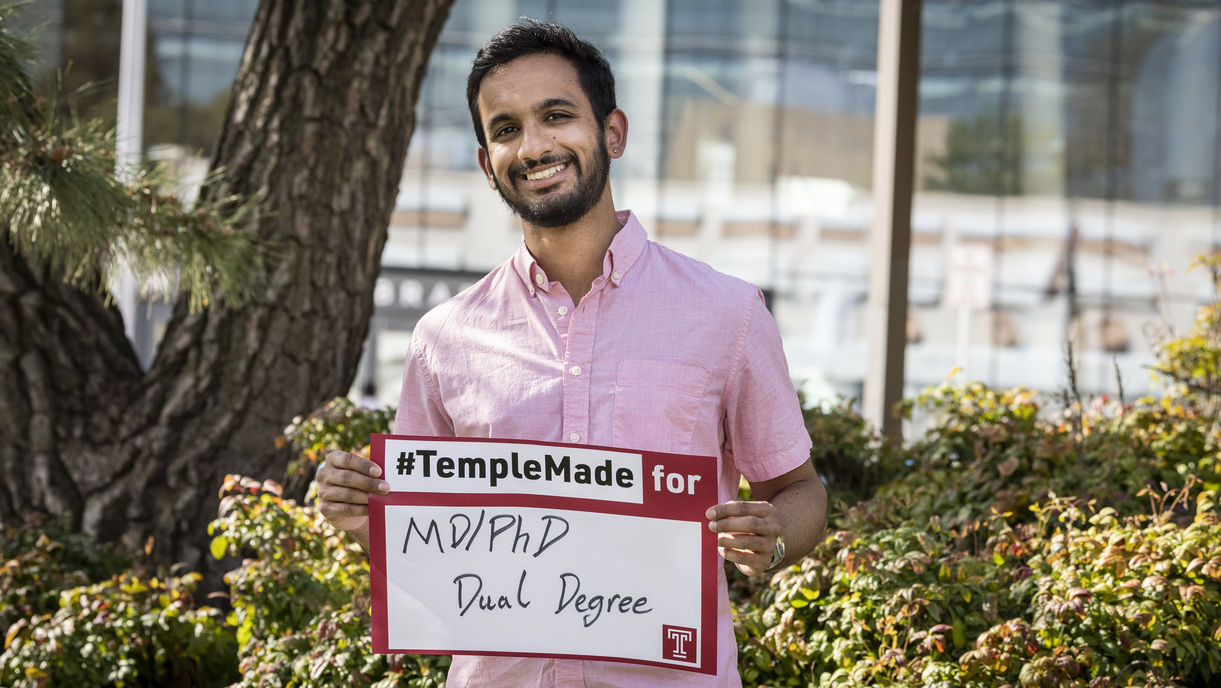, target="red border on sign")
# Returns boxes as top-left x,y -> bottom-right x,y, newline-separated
368,434 -> 719,675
